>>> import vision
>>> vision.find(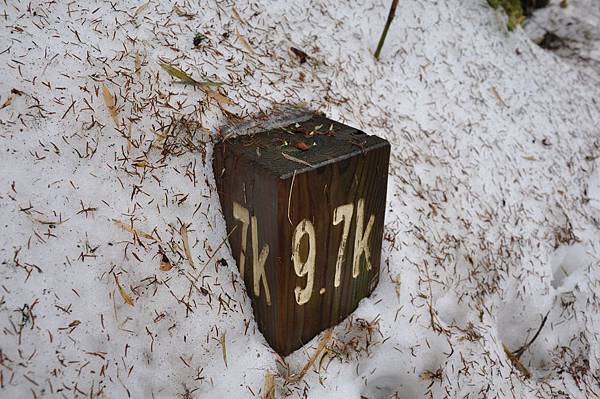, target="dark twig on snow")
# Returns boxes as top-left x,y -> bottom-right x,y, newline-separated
374,0 -> 399,60
513,311 -> 550,359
